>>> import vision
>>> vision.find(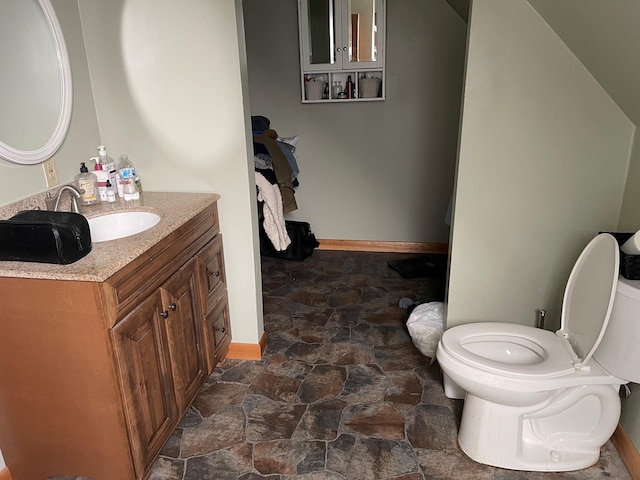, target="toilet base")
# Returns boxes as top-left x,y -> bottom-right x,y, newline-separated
458,388 -> 618,472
